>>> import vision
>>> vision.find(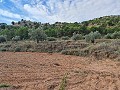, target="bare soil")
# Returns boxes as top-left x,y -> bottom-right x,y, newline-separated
0,52 -> 120,90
